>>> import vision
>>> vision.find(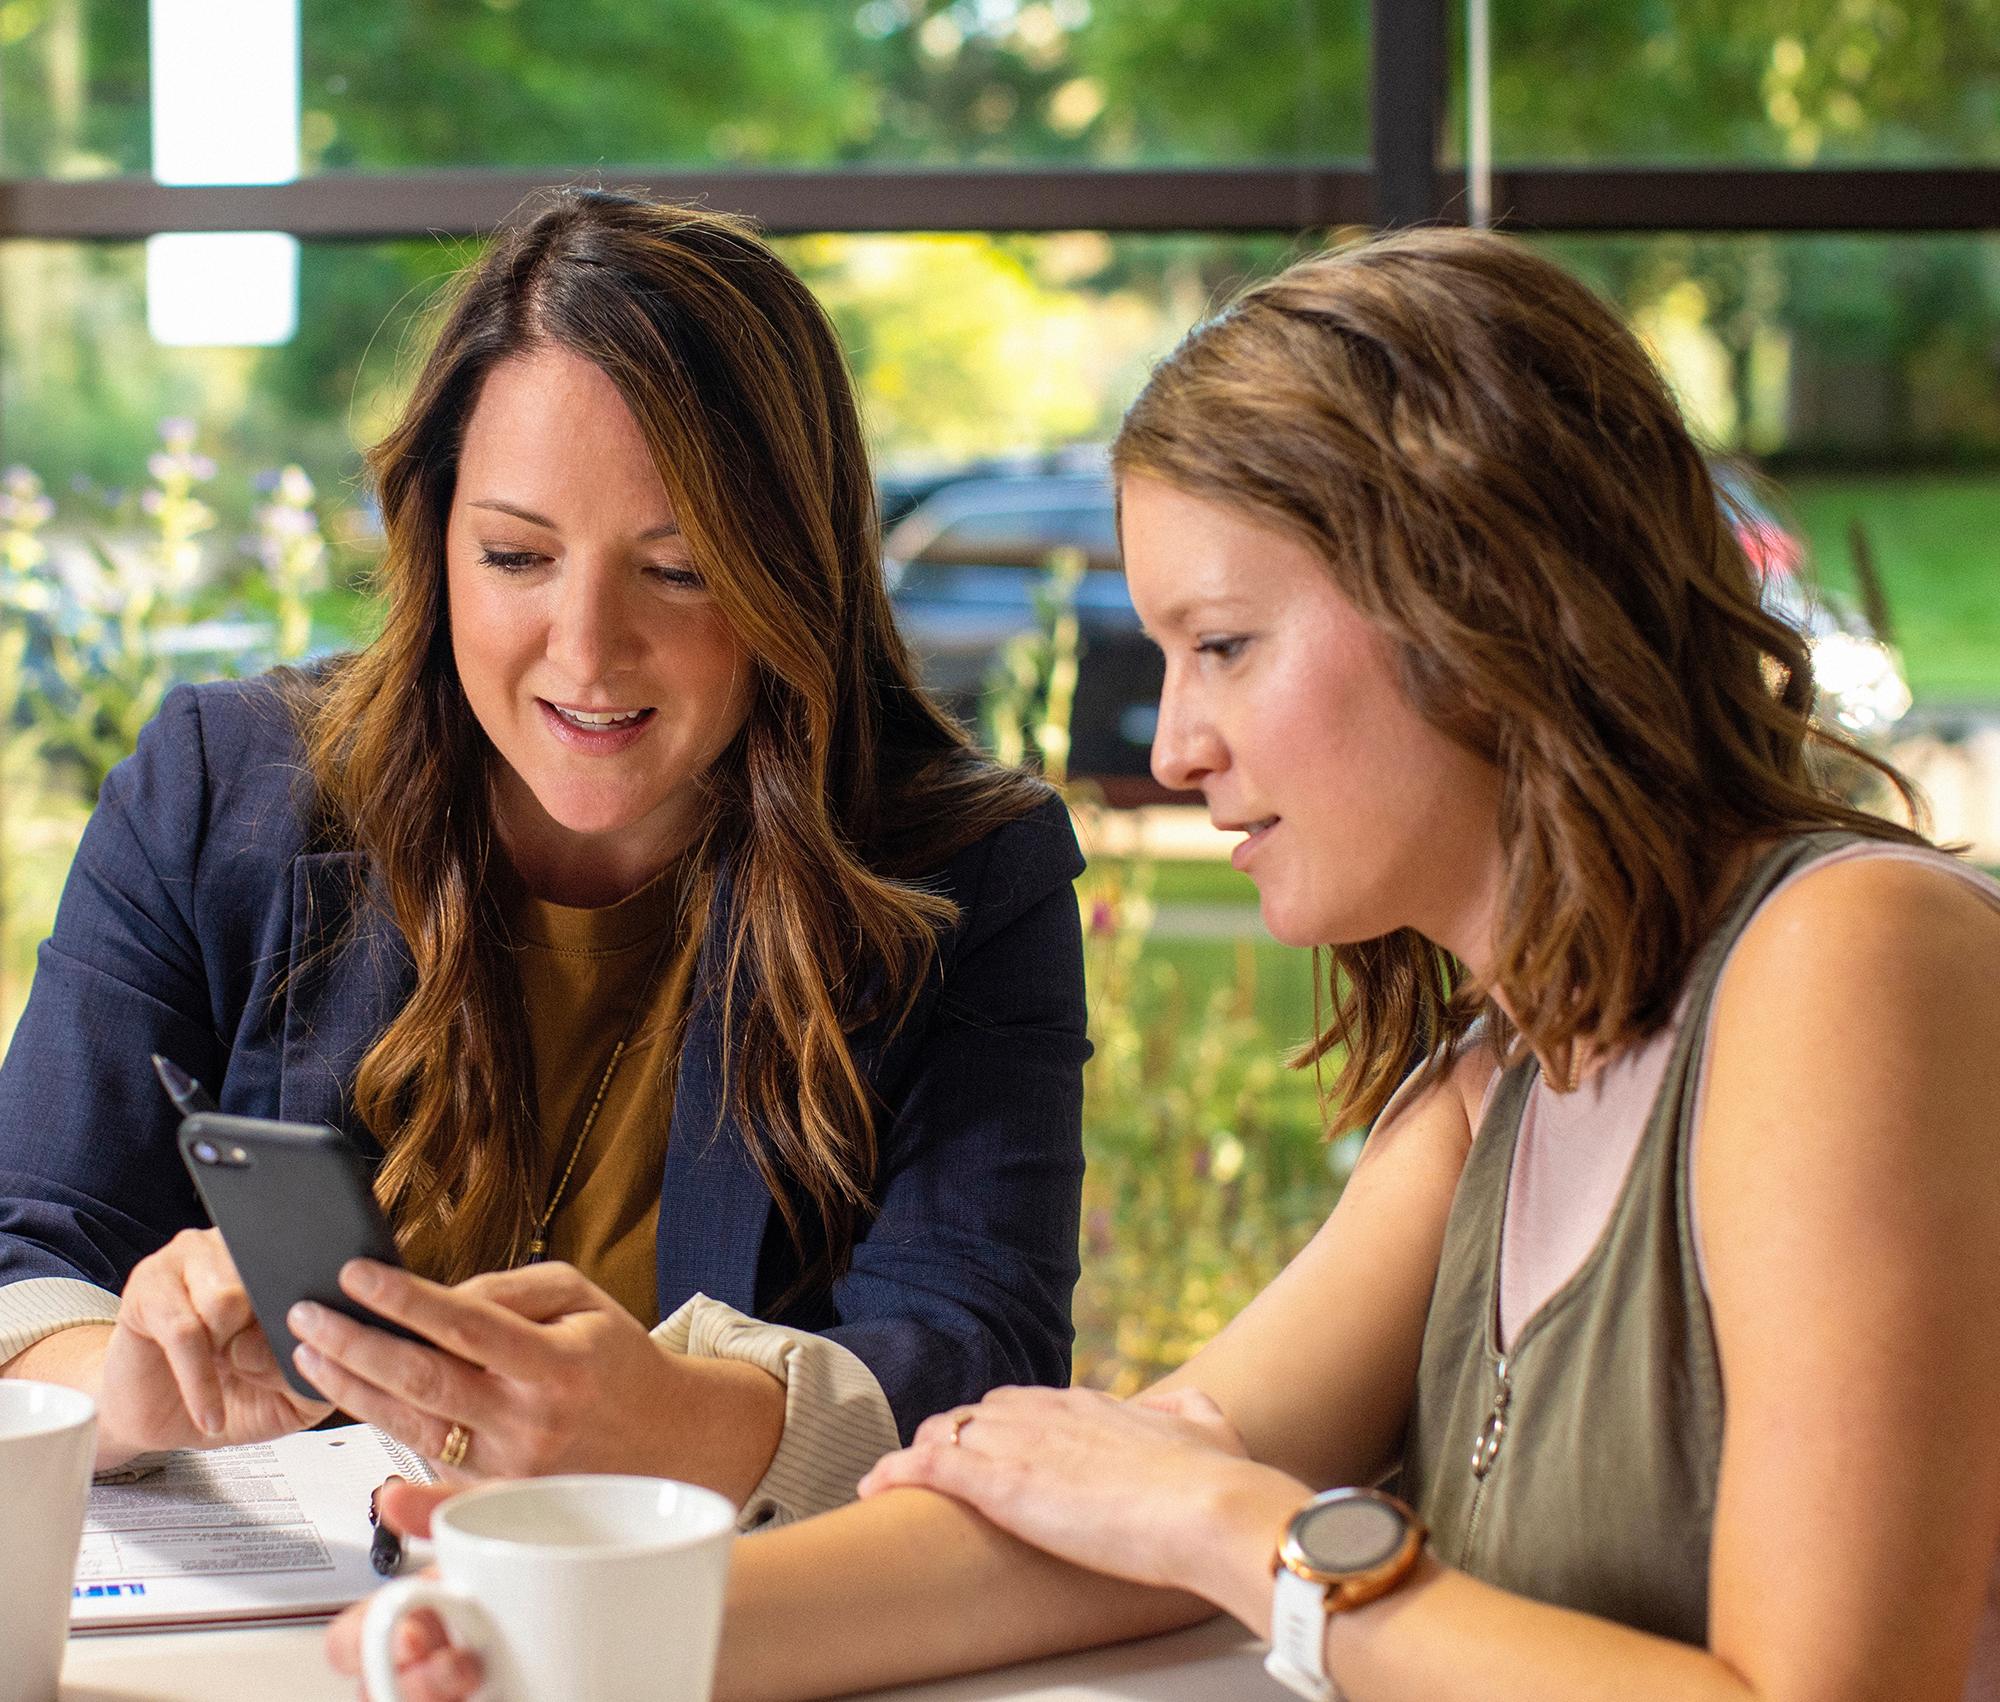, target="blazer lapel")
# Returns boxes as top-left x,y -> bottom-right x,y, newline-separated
657,859 -> 773,1317
279,852 -> 414,1153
